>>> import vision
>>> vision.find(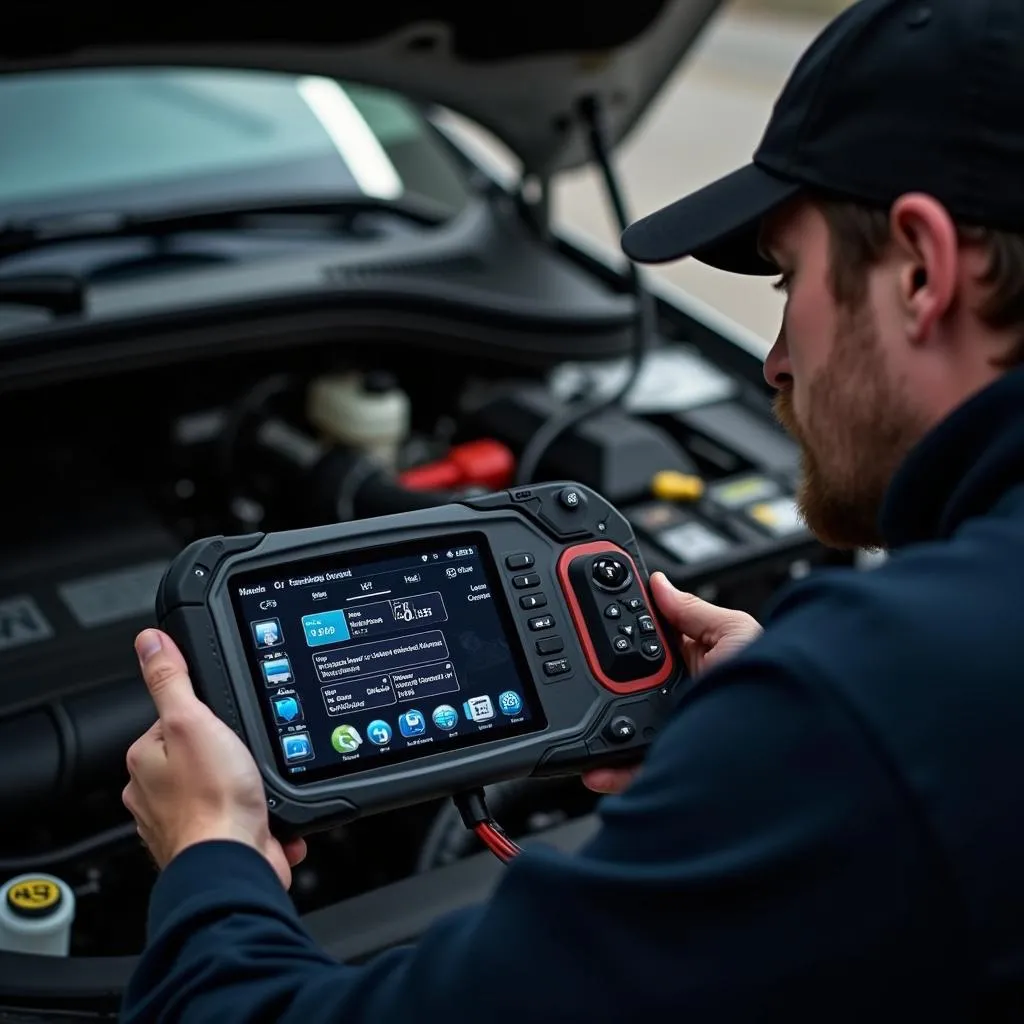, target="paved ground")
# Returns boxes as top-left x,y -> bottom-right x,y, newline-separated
552,8 -> 824,349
